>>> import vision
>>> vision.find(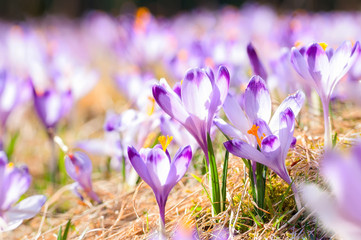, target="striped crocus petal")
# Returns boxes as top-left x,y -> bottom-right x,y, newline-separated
244,75 -> 271,123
